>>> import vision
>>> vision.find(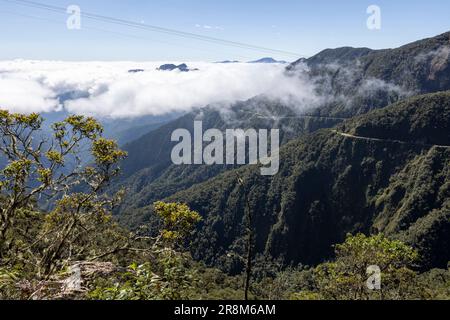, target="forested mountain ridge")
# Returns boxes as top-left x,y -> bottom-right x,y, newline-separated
116,99 -> 342,226
1,33 -> 450,301
151,91 -> 450,271
2,95 -> 447,301
116,31 -> 450,236
120,30 -> 450,188
292,31 -> 450,92
290,31 -> 450,117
